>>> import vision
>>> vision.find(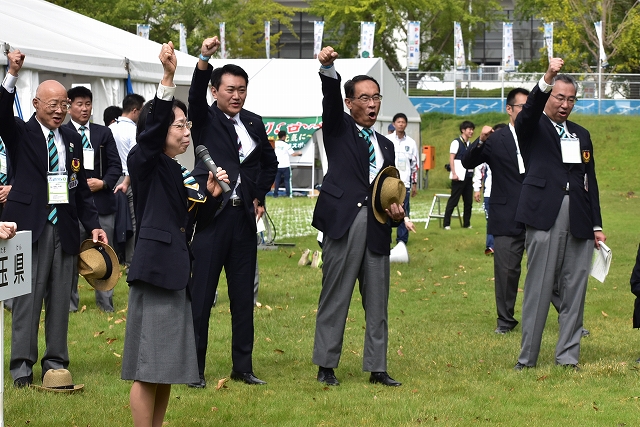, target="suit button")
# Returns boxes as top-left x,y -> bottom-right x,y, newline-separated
357,202 -> 362,208
180,227 -> 185,233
